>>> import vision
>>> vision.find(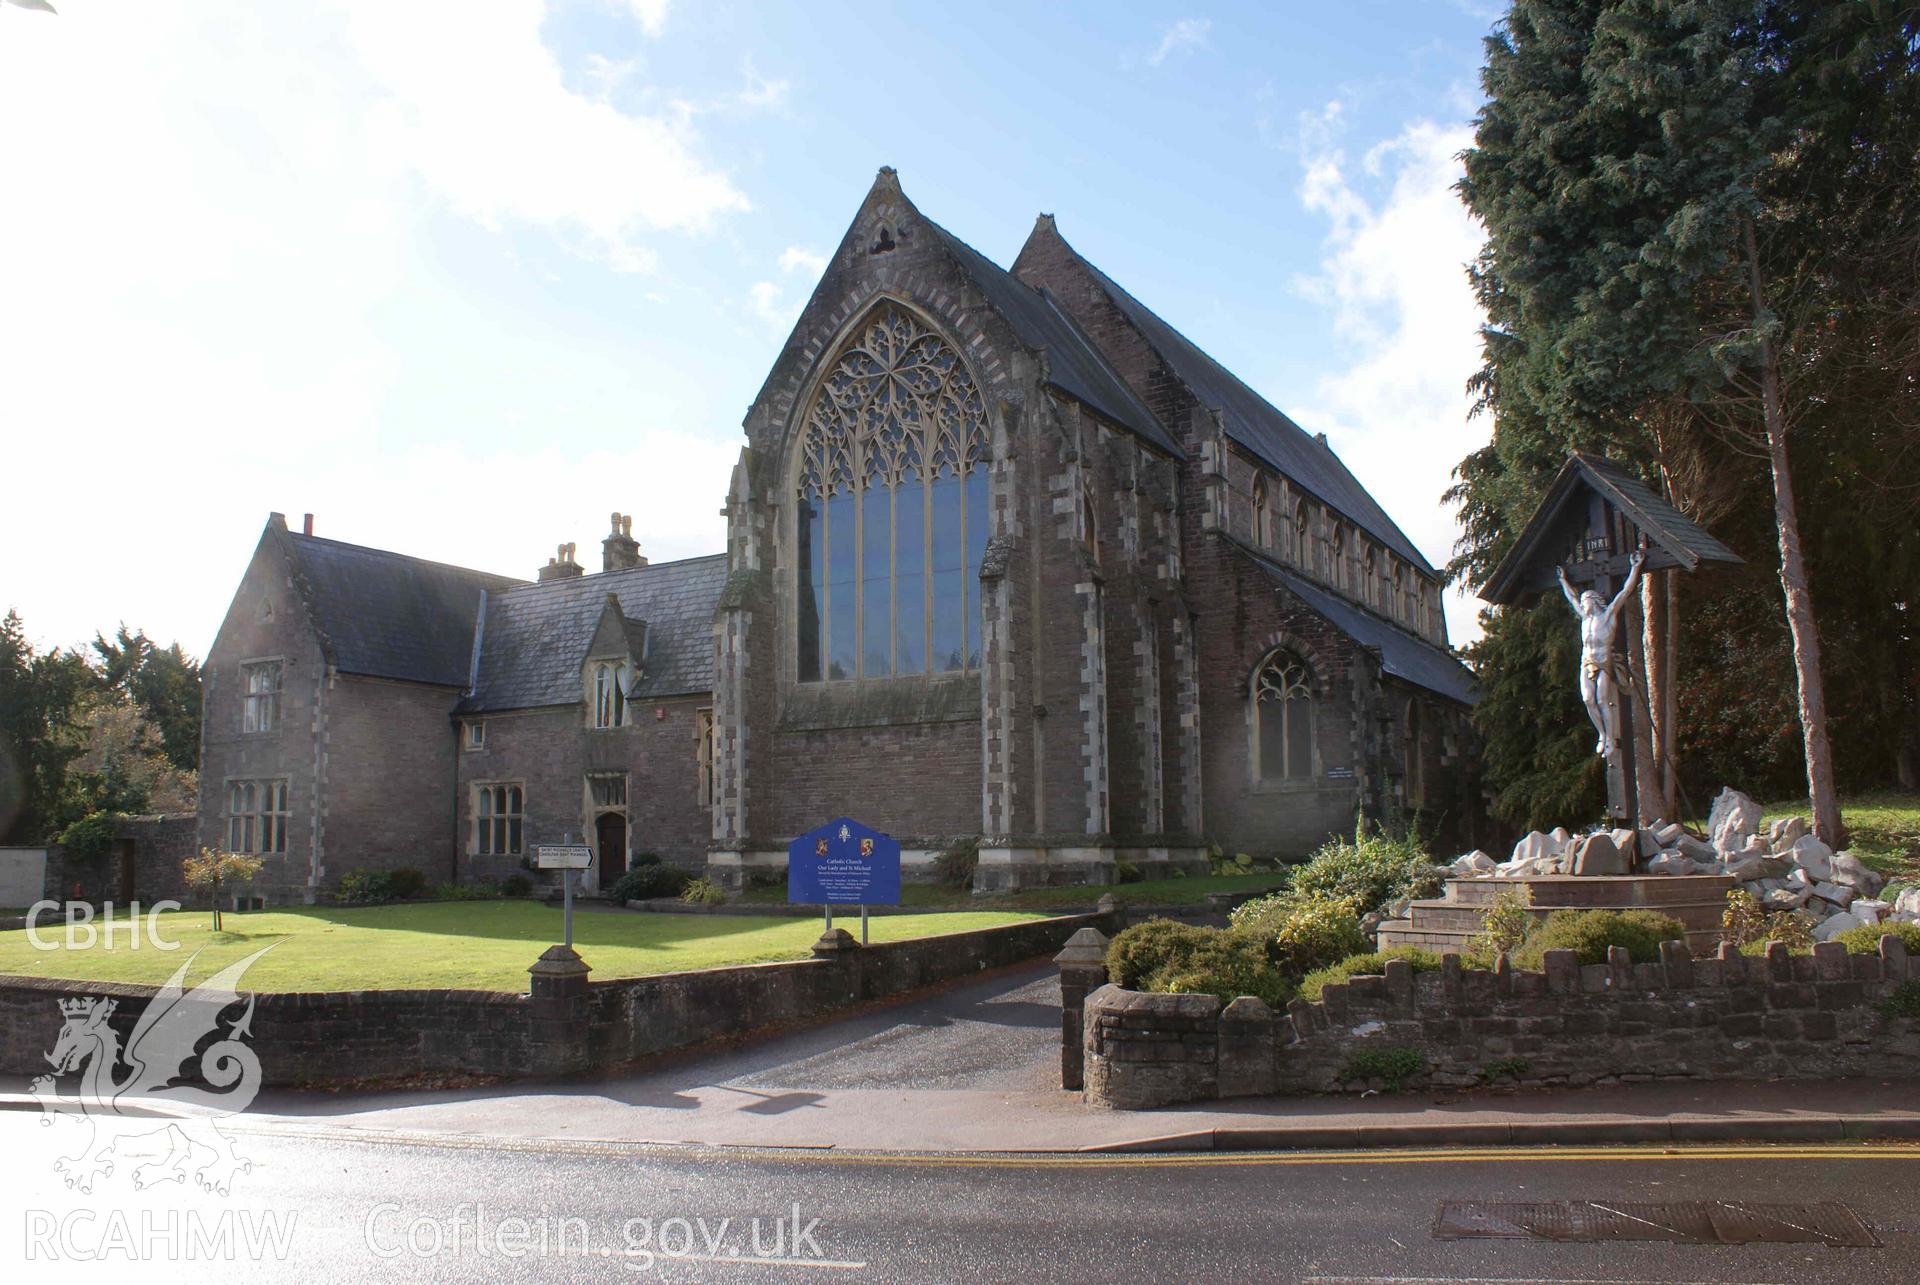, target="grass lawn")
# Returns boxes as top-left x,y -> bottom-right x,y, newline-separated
0,902 -> 1048,993
1754,792 -> 1920,889
735,872 -> 1288,911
